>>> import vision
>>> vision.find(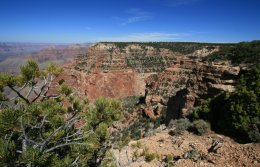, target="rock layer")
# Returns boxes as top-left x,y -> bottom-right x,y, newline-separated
59,43 -> 239,120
